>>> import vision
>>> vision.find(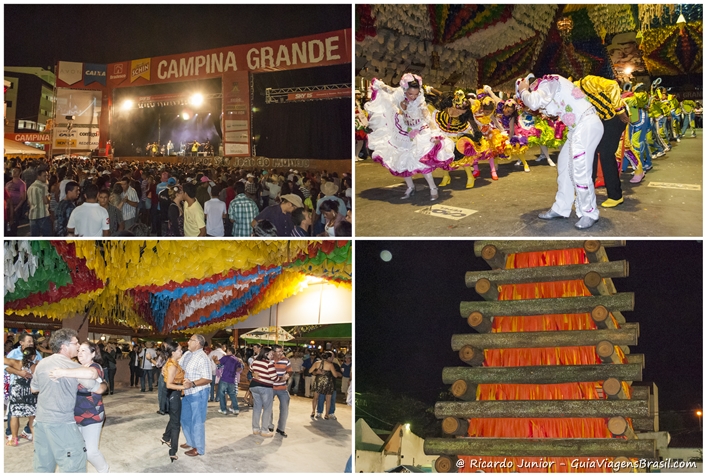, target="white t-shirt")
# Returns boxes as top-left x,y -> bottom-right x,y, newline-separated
59,179 -> 71,201
203,198 -> 226,236
138,348 -> 157,370
209,348 -> 226,374
67,202 -> 110,237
